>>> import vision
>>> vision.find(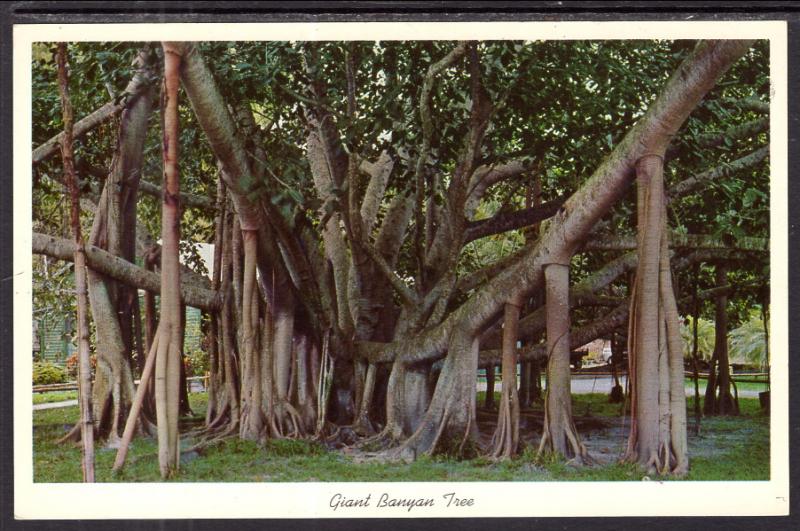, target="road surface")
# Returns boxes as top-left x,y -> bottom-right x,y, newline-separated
479,375 -> 761,398
33,376 -> 759,411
